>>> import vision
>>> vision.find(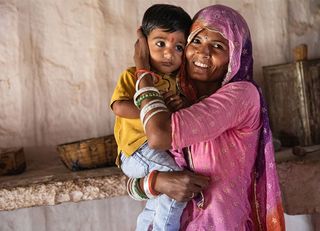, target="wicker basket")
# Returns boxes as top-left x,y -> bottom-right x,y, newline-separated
57,135 -> 118,171
0,147 -> 26,176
